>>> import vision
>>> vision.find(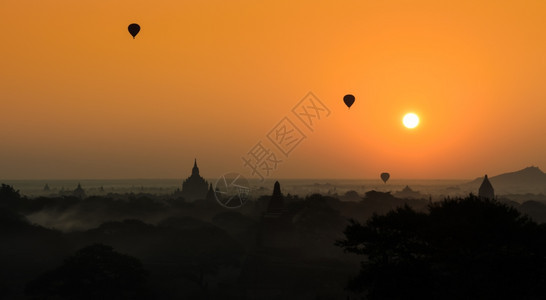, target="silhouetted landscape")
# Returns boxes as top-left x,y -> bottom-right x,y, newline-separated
3,1 -> 546,298
2,164 -> 546,299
